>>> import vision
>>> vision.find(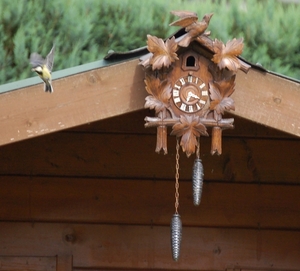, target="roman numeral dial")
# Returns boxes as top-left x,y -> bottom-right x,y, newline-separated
172,75 -> 209,113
